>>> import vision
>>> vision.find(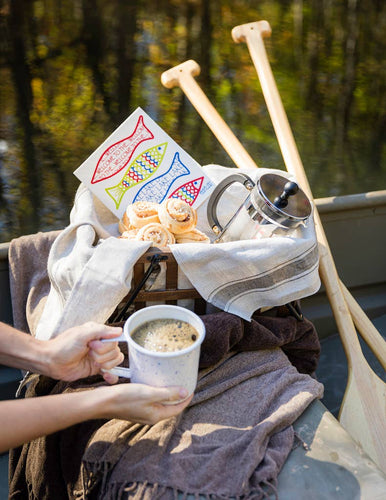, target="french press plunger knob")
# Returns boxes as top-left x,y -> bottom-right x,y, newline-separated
273,181 -> 299,209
